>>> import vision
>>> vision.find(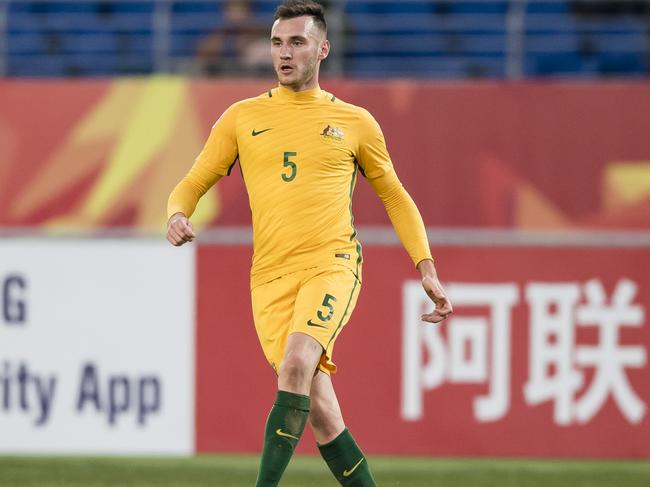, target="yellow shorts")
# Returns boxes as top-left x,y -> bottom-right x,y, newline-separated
251,265 -> 361,375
